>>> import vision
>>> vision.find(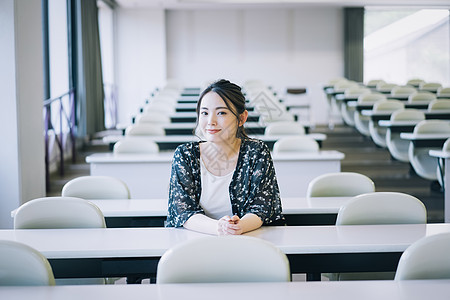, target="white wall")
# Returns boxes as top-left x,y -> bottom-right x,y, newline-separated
115,8 -> 167,125
114,7 -> 344,125
165,7 -> 344,125
0,0 -> 45,228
